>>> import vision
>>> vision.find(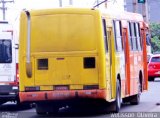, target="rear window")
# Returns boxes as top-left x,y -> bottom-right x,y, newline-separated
147,55 -> 151,62
31,14 -> 97,52
0,40 -> 12,63
151,57 -> 160,62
